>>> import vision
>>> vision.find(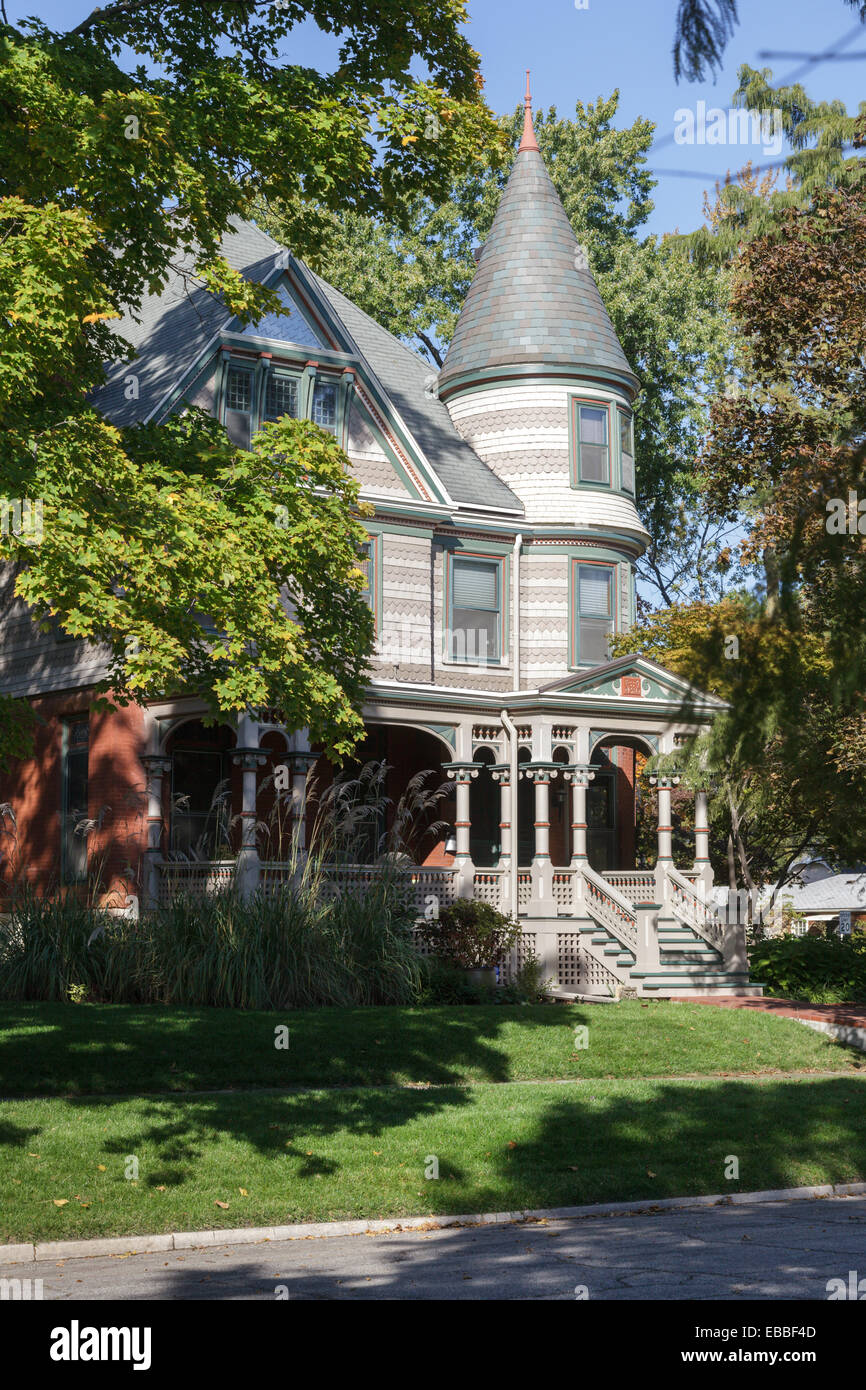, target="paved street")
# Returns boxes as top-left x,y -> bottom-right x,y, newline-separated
13,1195 -> 866,1300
